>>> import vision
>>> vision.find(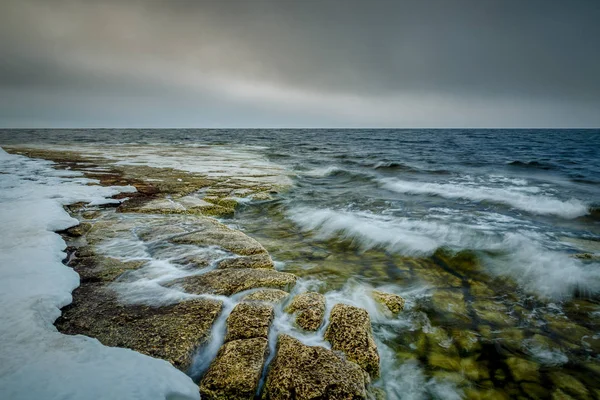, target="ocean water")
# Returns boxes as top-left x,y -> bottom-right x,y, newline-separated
1,128 -> 599,399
